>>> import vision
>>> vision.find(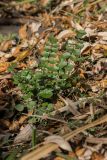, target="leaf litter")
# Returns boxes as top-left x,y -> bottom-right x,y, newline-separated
0,0 -> 107,160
